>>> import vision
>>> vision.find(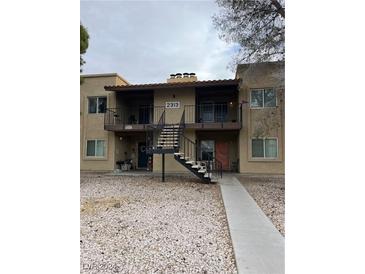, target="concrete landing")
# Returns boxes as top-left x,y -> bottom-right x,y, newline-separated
219,176 -> 284,274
